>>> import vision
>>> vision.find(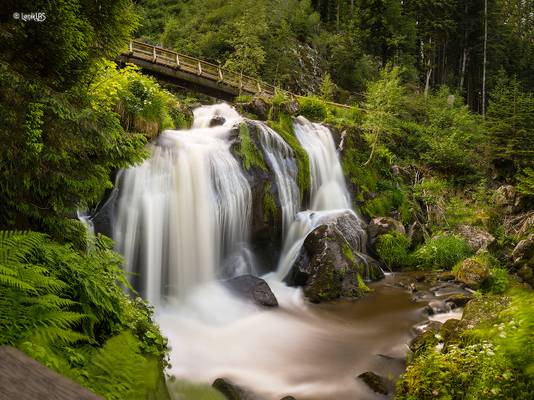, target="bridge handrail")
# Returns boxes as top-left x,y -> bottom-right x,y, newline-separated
125,40 -> 352,109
